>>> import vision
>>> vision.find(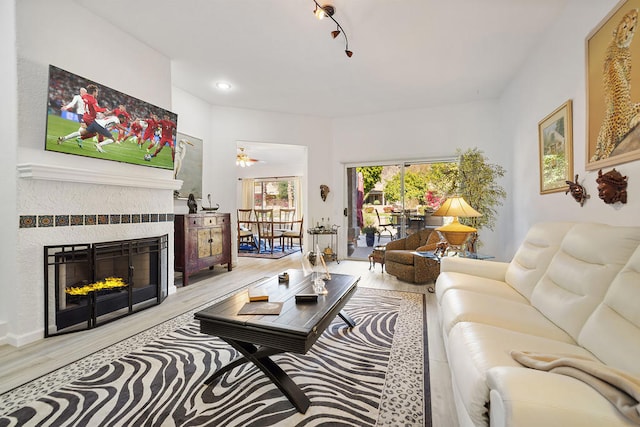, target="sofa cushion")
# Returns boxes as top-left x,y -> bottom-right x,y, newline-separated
579,245 -> 640,375
384,250 -> 416,265
531,223 -> 640,341
504,222 -> 574,300
487,367 -> 638,427
436,258 -> 511,302
436,272 -> 521,303
447,322 -> 596,427
440,289 -> 574,342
